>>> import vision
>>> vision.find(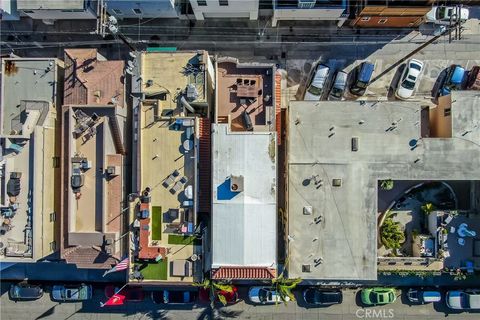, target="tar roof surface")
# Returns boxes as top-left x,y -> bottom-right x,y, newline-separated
211,124 -> 277,268
287,98 -> 480,281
